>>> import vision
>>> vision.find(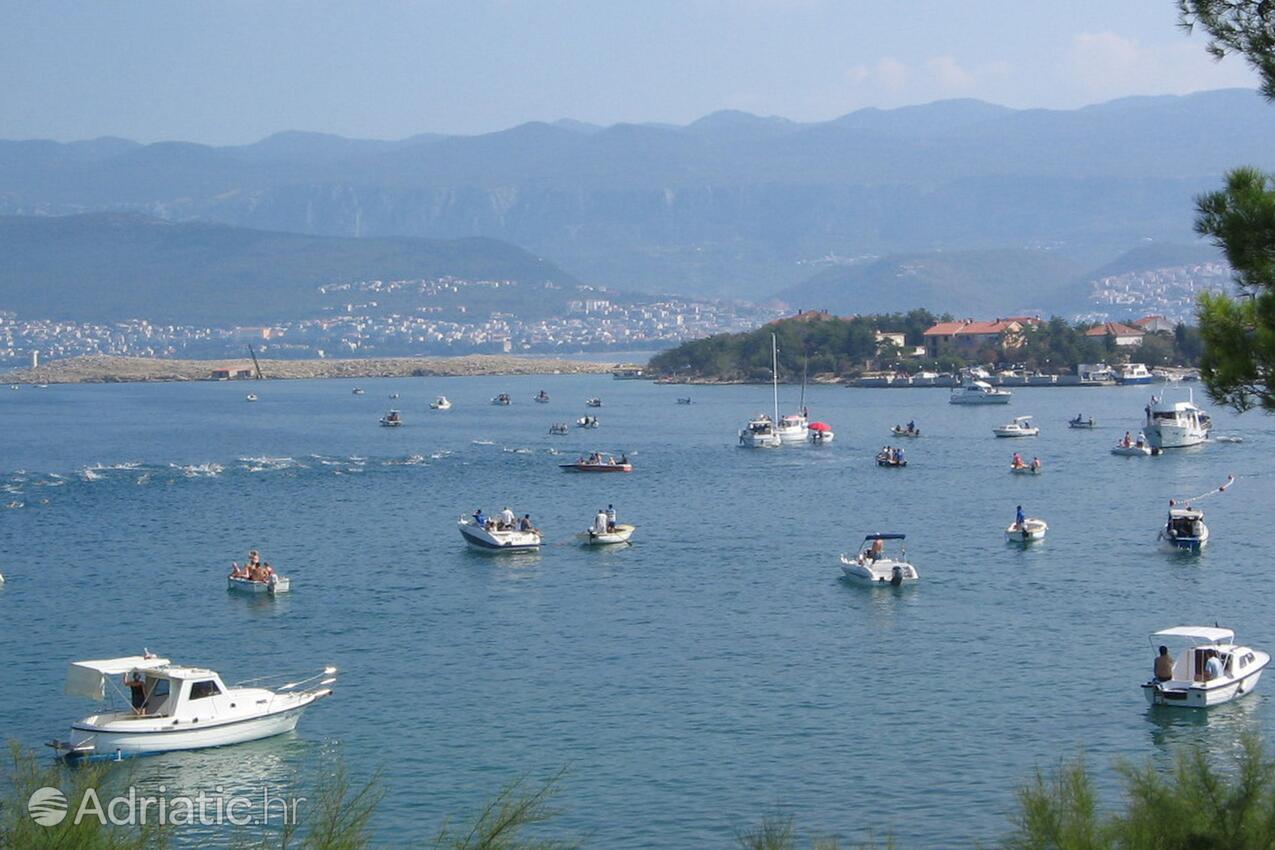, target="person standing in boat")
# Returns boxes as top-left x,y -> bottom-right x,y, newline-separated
593,509 -> 609,536
125,671 -> 147,715
500,506 -> 516,530
1015,505 -> 1025,530
473,508 -> 486,529
1030,457 -> 1041,471
606,504 -> 617,531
